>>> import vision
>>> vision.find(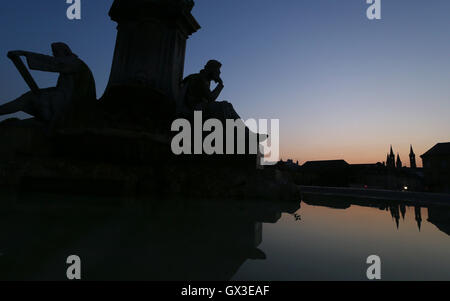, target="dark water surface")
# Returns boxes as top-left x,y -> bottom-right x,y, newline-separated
1,192 -> 450,281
